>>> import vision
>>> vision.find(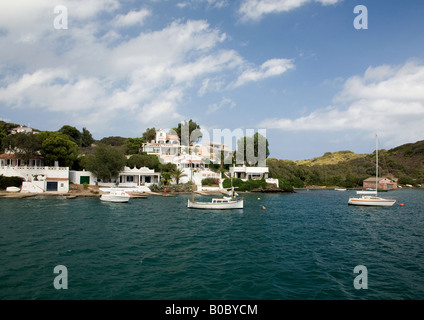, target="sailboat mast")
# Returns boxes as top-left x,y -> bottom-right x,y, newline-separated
376,134 -> 378,193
